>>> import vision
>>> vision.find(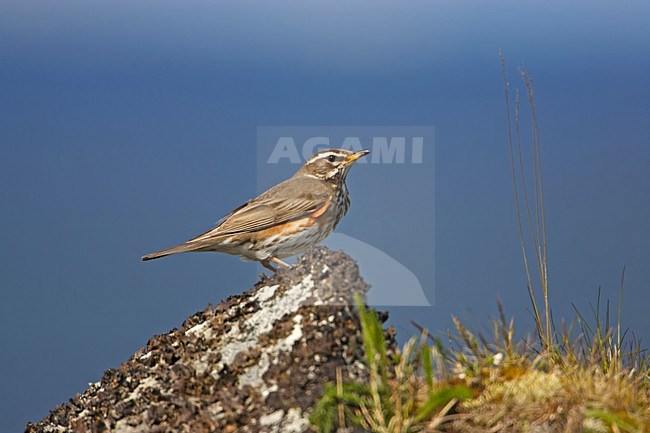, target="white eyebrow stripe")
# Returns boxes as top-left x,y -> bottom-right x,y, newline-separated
306,150 -> 346,164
